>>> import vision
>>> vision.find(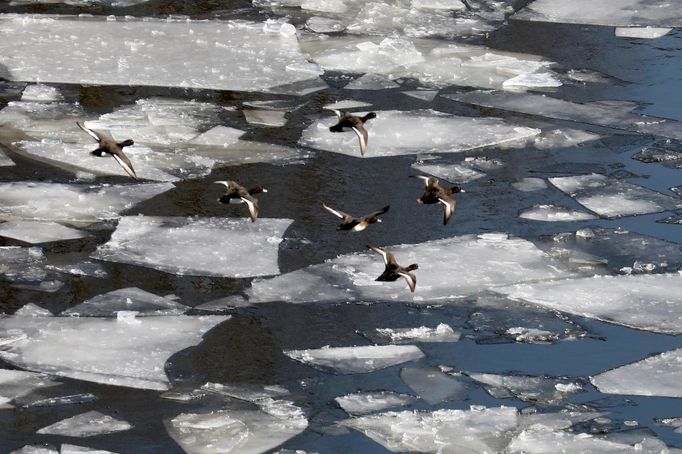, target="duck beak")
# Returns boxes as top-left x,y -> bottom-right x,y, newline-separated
262,188 -> 268,193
